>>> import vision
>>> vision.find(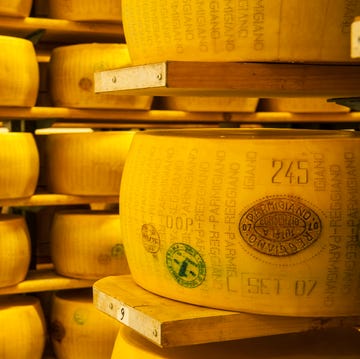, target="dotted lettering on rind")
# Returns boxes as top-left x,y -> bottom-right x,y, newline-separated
141,223 -> 161,253
166,243 -> 206,288
239,195 -> 322,257
50,320 -> 66,343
